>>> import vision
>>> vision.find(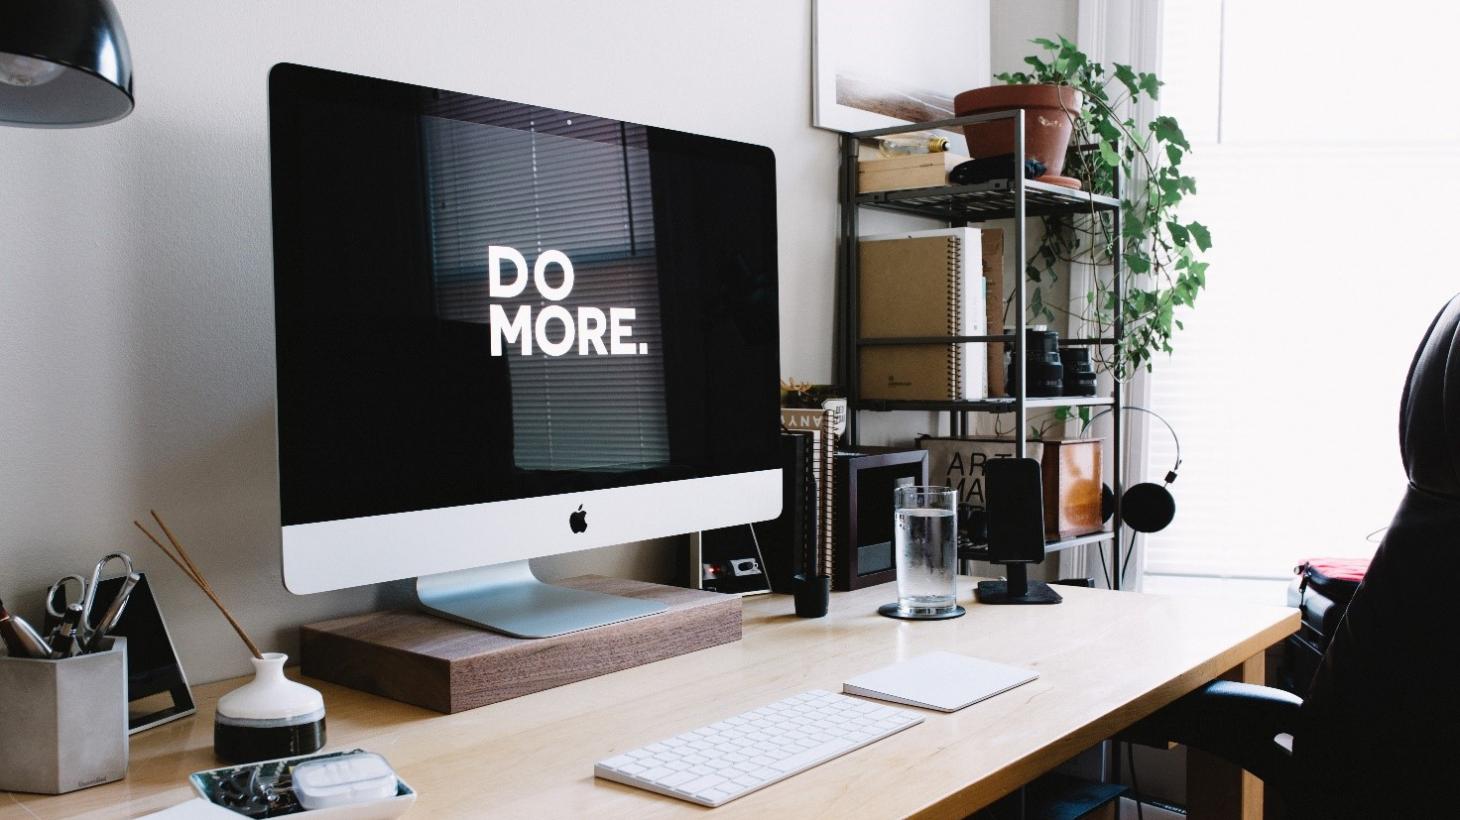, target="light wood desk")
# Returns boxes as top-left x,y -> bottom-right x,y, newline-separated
3,580 -> 1297,820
